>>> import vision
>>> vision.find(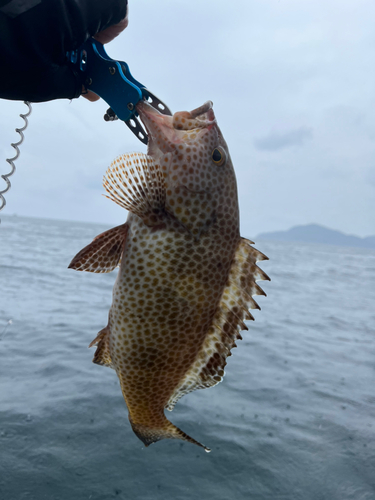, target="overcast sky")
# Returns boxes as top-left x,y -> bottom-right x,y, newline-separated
1,0 -> 374,238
